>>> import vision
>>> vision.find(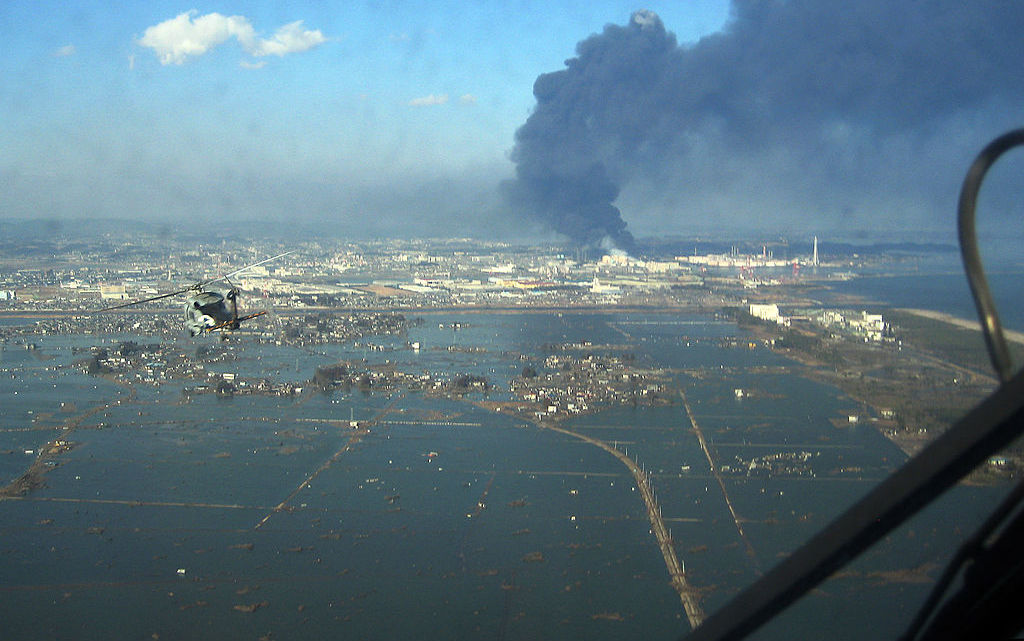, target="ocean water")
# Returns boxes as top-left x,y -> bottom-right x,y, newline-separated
0,312 -> 1006,640
825,267 -> 1024,332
